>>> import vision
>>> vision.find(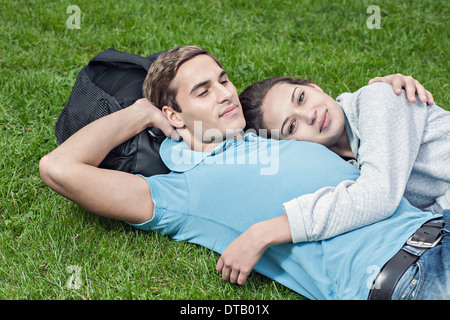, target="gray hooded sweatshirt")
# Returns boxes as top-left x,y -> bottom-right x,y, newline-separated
283,82 -> 450,243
